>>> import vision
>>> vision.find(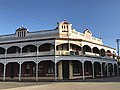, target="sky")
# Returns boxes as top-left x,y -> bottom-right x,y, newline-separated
0,0 -> 120,49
